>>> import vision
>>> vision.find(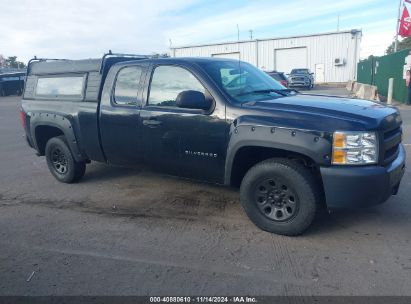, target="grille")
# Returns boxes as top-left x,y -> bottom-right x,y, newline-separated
291,77 -> 305,82
382,126 -> 402,165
